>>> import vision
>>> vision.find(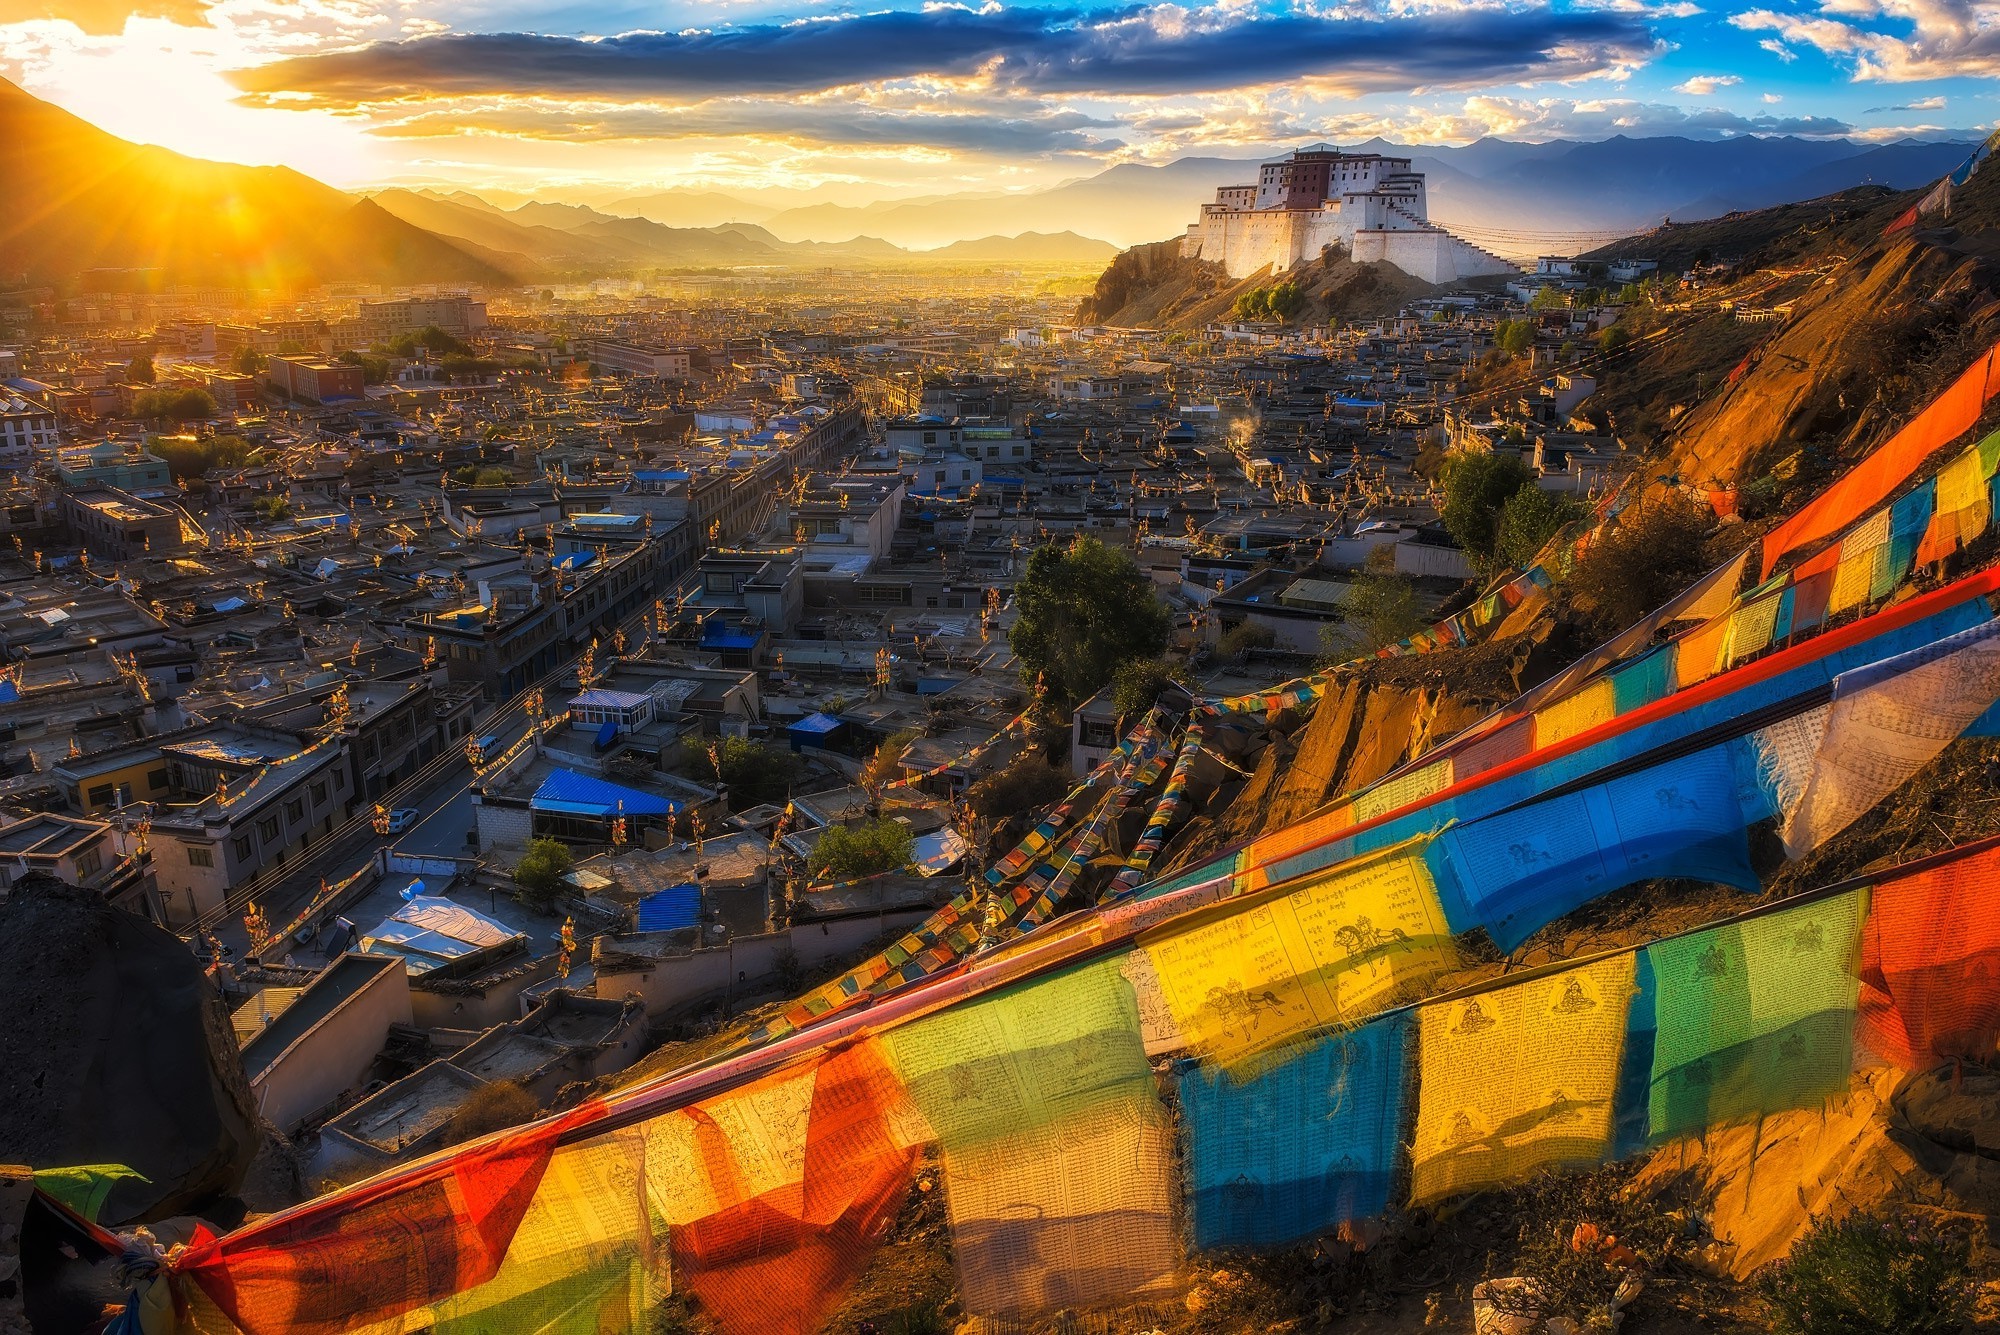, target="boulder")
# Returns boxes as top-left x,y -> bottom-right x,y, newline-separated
0,875 -> 259,1223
